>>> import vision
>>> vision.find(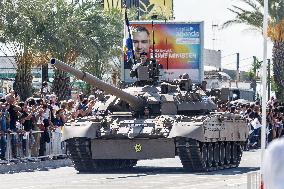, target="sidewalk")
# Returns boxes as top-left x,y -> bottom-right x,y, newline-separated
0,158 -> 72,174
